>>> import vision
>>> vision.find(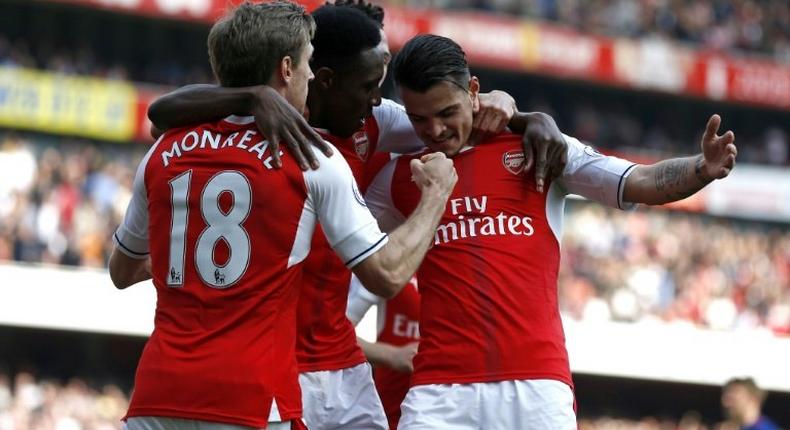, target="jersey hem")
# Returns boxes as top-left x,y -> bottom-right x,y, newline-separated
125,407 -> 301,428
297,356 -> 367,373
410,371 -> 573,389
